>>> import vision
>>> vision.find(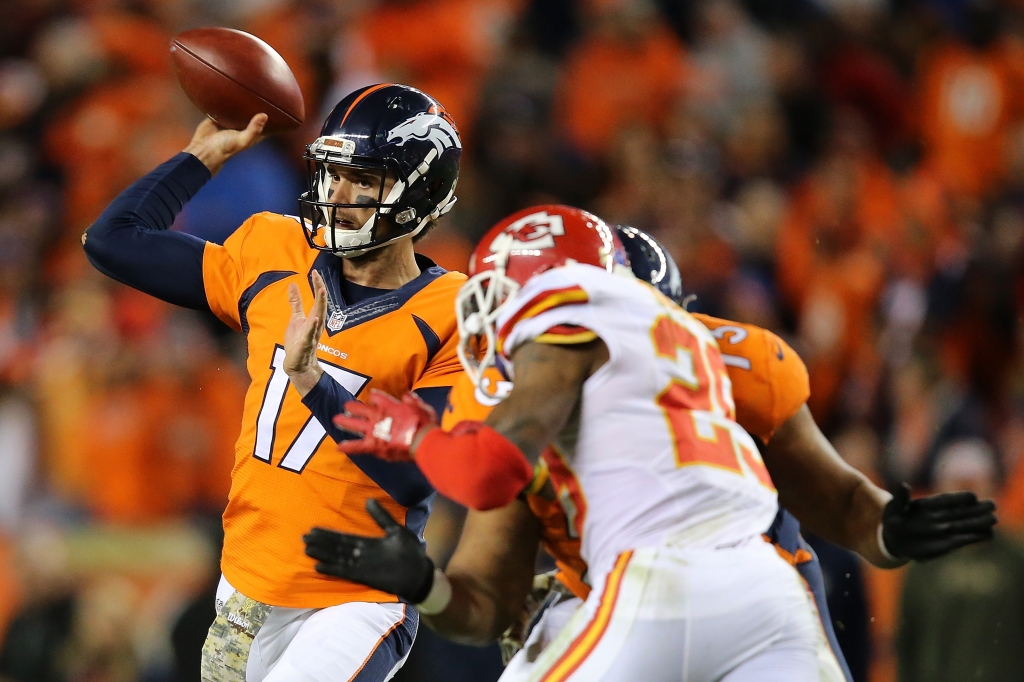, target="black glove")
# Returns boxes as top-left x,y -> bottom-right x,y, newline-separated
303,498 -> 435,603
881,483 -> 997,561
